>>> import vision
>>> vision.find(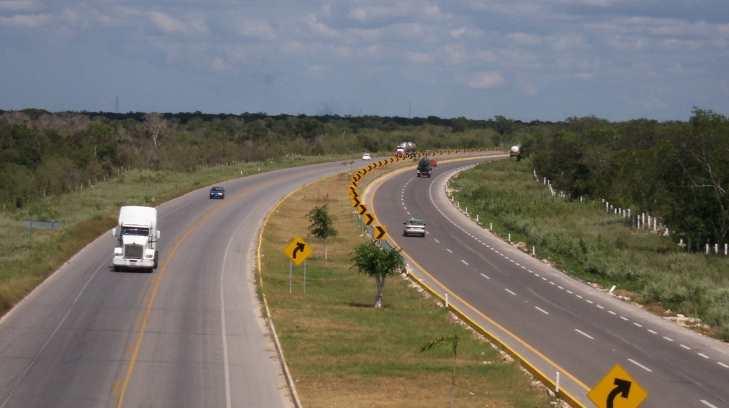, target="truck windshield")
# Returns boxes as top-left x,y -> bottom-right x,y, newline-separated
121,226 -> 150,236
